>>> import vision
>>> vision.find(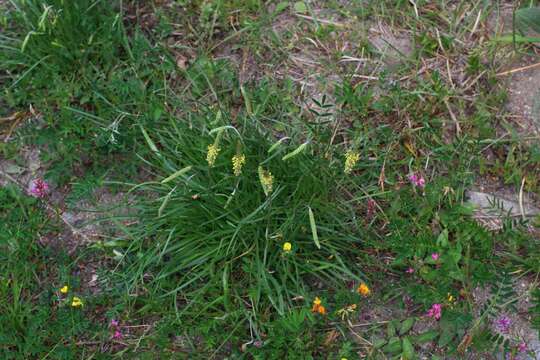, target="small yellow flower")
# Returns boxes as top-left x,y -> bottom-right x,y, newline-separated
206,144 -> 220,167
313,297 -> 322,306
357,283 -> 370,297
60,285 -> 69,294
344,150 -> 360,174
258,166 -> 274,196
447,293 -> 456,308
232,154 -> 246,176
71,296 -> 83,307
283,242 -> 292,252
